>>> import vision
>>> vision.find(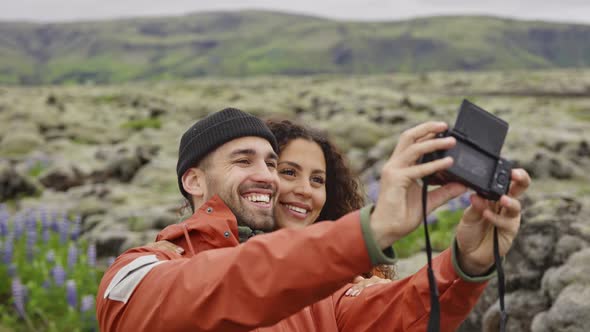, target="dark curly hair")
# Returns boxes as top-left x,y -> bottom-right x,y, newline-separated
266,119 -> 365,222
